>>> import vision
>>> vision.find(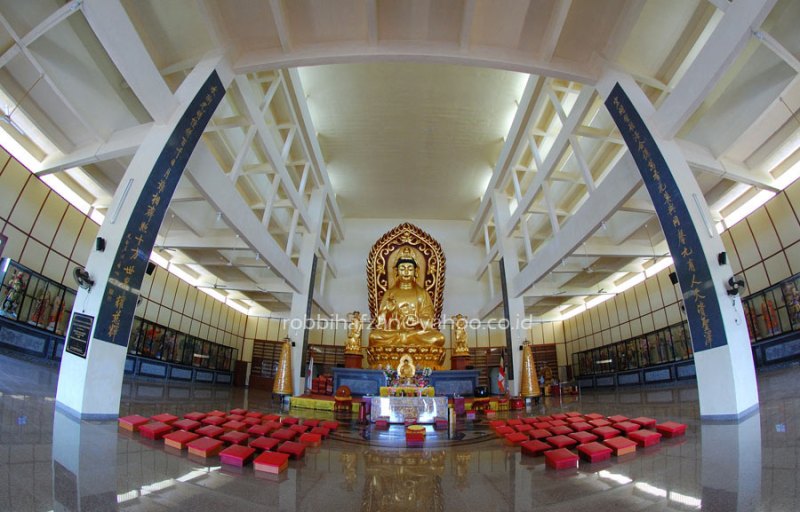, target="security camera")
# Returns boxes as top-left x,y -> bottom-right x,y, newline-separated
727,277 -> 745,296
